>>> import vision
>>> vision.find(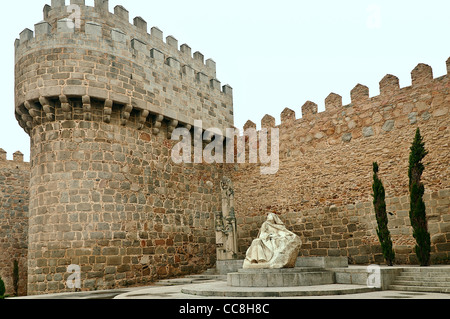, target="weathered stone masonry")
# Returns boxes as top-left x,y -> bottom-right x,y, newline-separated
2,0 -> 449,297
229,61 -> 450,265
14,0 -> 233,295
0,151 -> 29,296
